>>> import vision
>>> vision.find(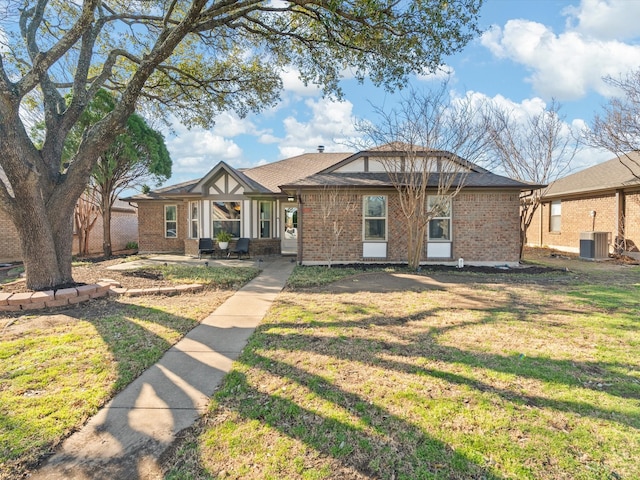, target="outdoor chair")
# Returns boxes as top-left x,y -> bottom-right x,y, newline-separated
228,237 -> 250,259
198,238 -> 215,259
